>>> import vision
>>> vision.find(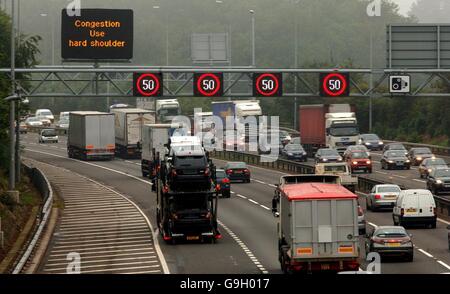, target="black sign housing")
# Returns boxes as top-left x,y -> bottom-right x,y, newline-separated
61,9 -> 134,60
